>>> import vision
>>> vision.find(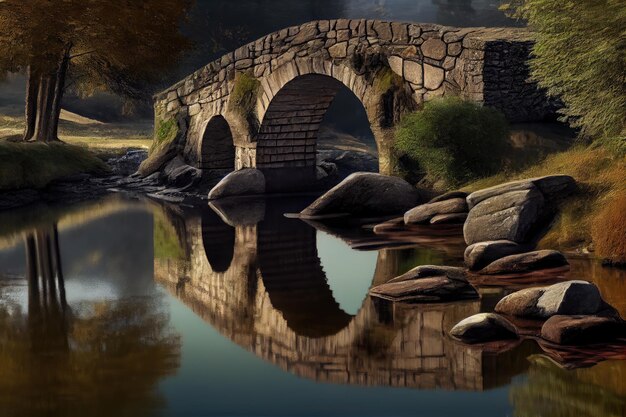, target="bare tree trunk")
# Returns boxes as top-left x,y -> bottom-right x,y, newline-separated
32,73 -> 56,143
49,47 -> 71,142
23,67 -> 39,142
